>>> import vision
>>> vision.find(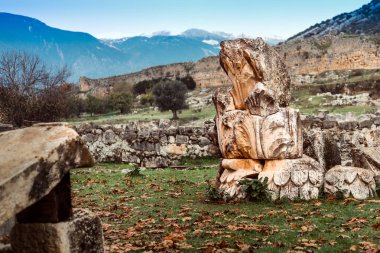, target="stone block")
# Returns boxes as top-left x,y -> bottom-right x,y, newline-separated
199,137 -> 211,147
218,159 -> 263,199
220,38 -> 291,108
11,209 -> 104,253
338,121 -> 358,130
0,124 -> 94,225
259,155 -> 324,200
103,129 -> 117,145
217,108 -> 302,159
168,136 -> 175,144
358,119 -> 373,129
165,144 -> 187,155
176,135 -> 189,144
245,82 -> 279,116
352,147 -> 380,183
324,166 -> 376,200
303,129 -> 341,171
322,120 -> 337,129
